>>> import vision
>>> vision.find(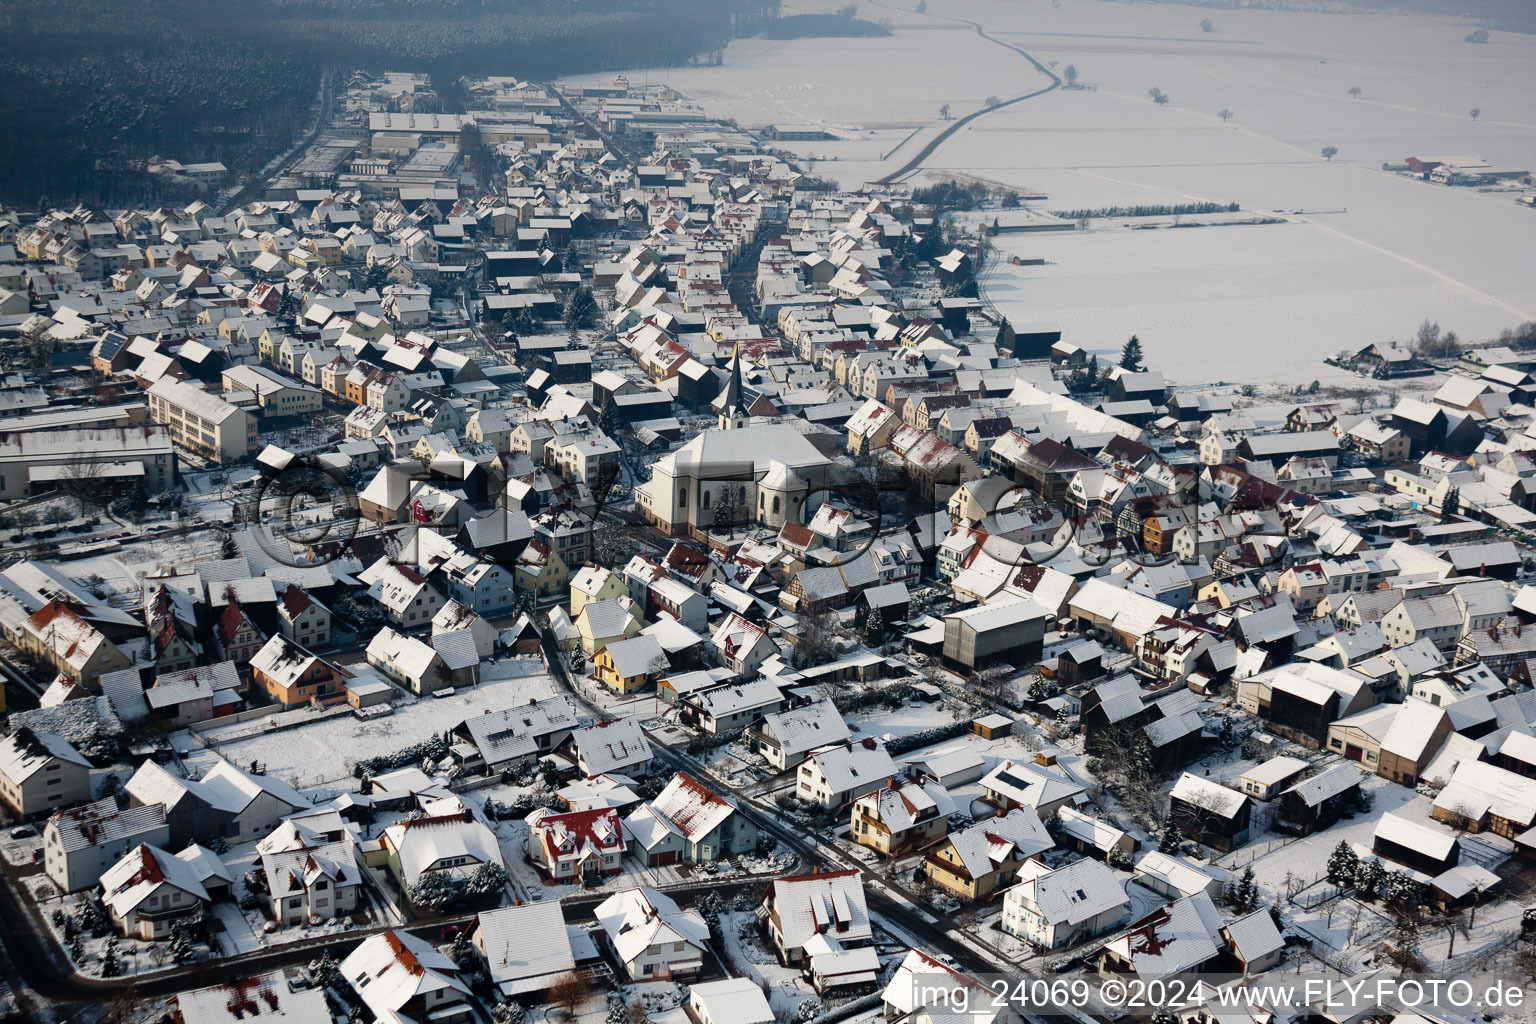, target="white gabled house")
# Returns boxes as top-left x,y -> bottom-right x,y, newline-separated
748,698 -> 849,770
342,930 -> 473,1024
44,798 -> 171,893
761,869 -> 873,966
100,843 -> 211,940
796,738 -> 898,809
710,612 -> 778,677
594,886 -> 711,981
1000,858 -> 1129,949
